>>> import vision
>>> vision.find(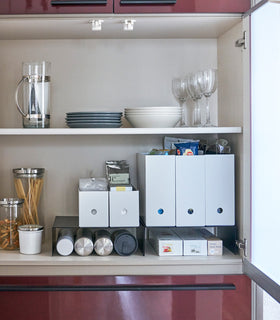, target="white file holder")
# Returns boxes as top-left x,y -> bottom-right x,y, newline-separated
137,154 -> 176,226
175,156 -> 206,226
205,154 -> 235,226
79,189 -> 109,227
109,189 -> 139,227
